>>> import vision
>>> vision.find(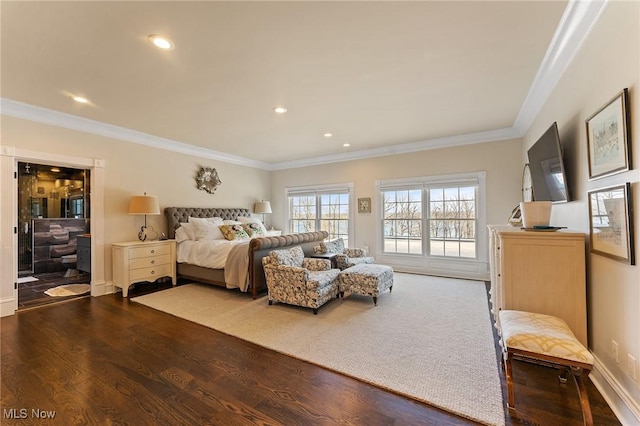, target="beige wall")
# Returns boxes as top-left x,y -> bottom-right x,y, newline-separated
2,116 -> 271,284
271,138 -> 523,259
521,1 -> 639,416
